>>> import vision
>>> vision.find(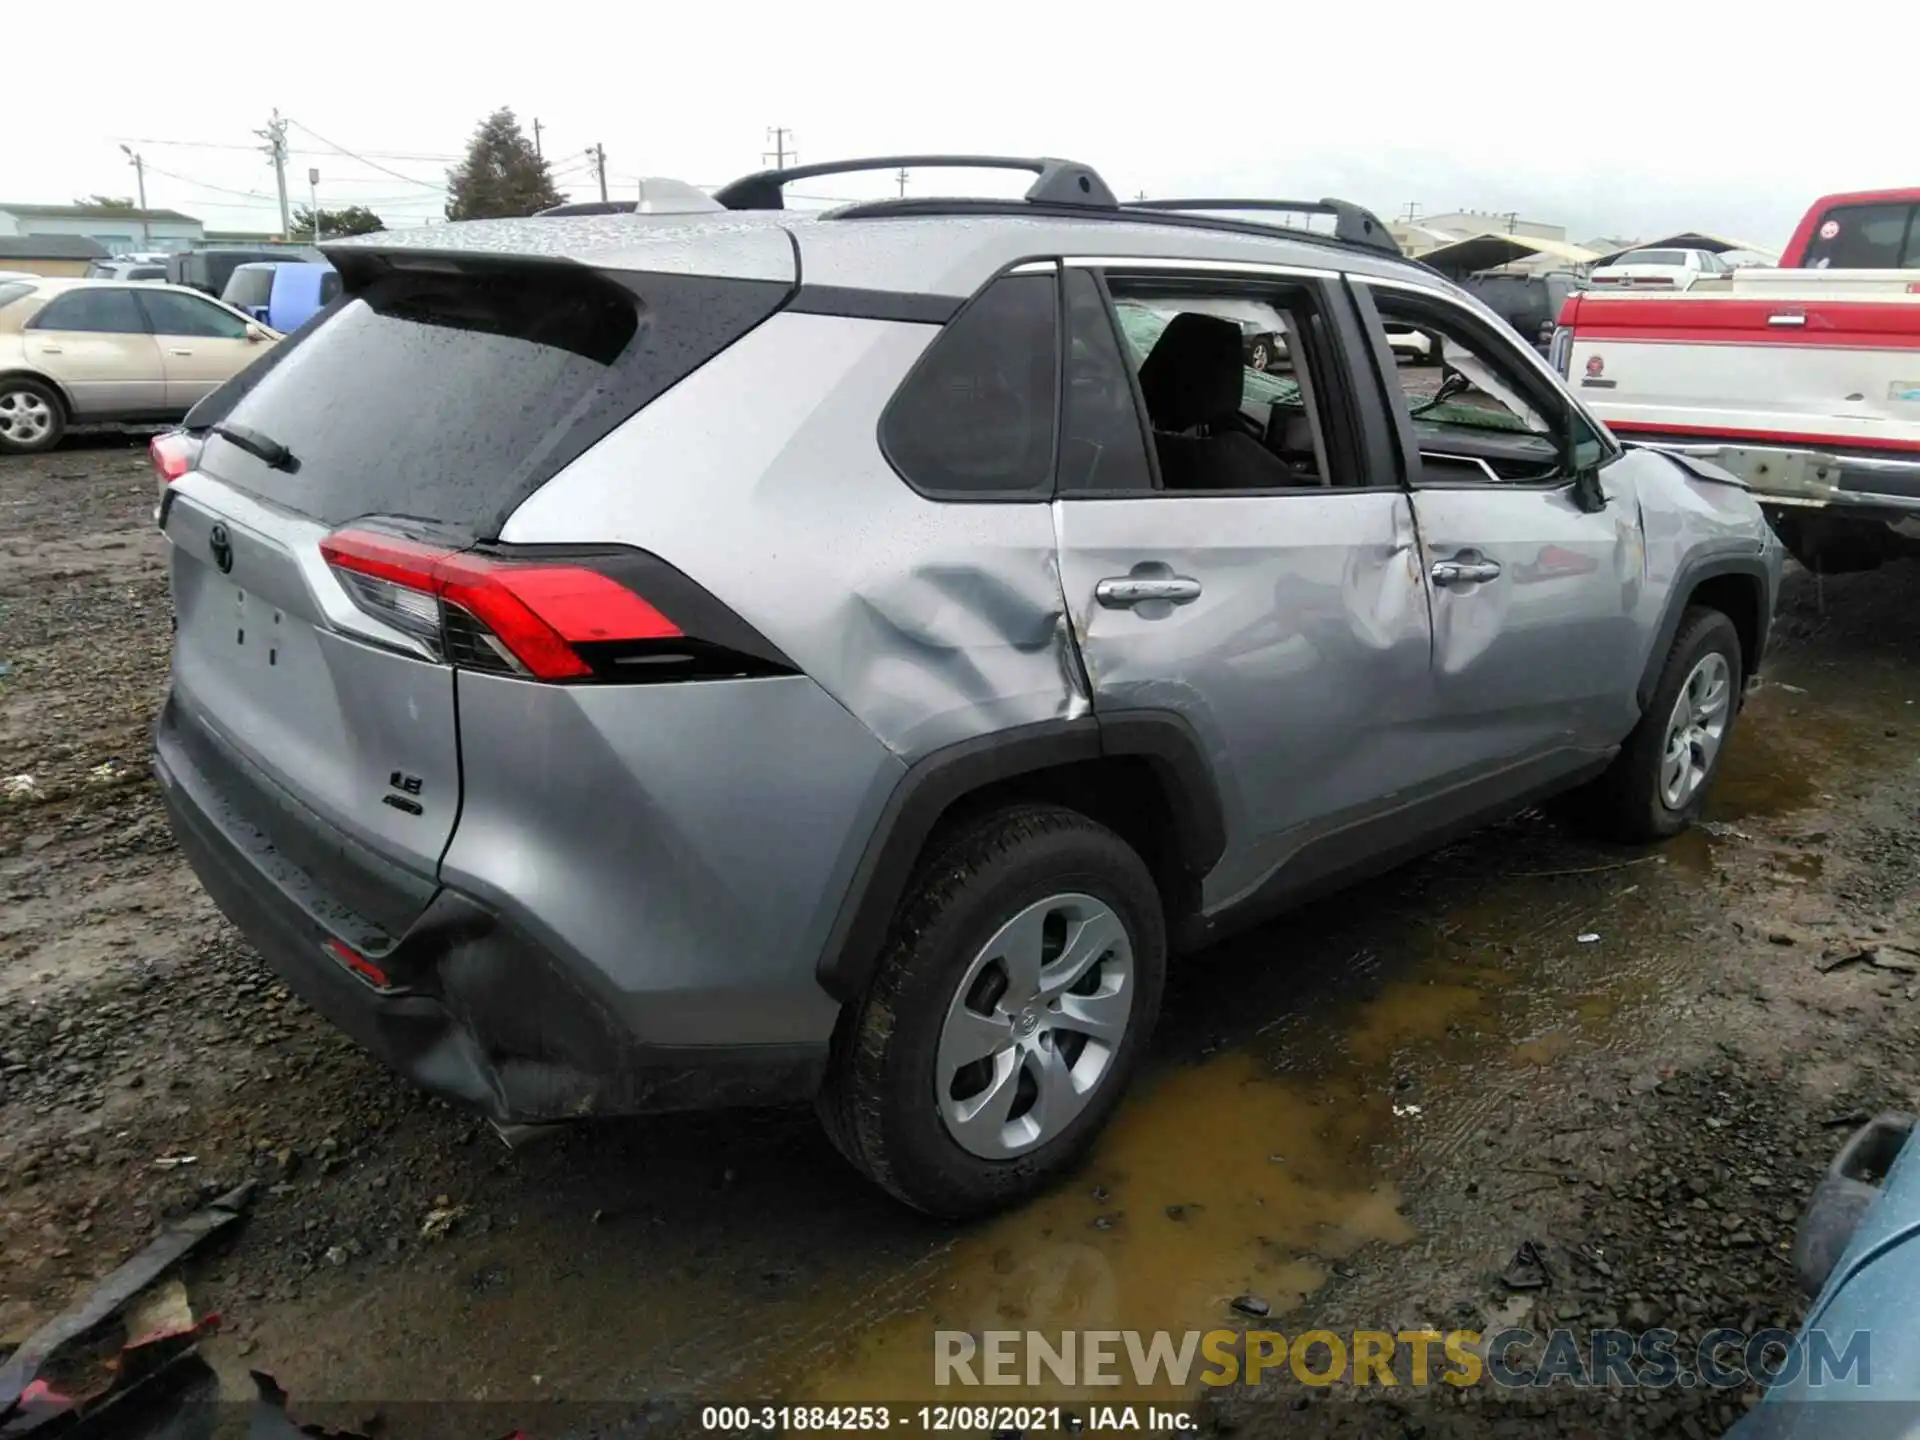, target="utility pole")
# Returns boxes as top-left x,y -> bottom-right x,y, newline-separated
308,167 -> 321,242
119,144 -> 150,247
764,127 -> 795,170
532,117 -> 544,159
1401,201 -> 1423,225
587,143 -> 608,204
896,167 -> 908,198
1500,210 -> 1519,234
256,109 -> 292,237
